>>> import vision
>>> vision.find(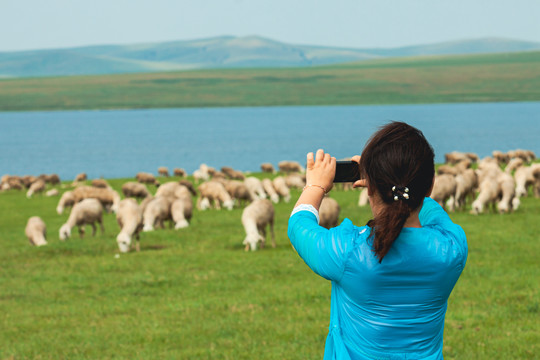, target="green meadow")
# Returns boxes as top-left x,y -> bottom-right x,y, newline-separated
0,176 -> 538,359
1,51 -> 540,111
